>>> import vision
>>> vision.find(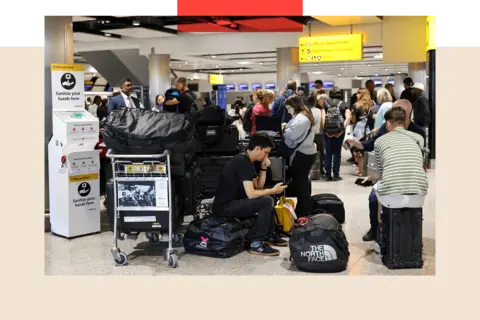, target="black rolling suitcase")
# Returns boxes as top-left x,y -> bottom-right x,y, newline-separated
311,193 -> 345,224
196,125 -> 239,155
378,207 -> 423,269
